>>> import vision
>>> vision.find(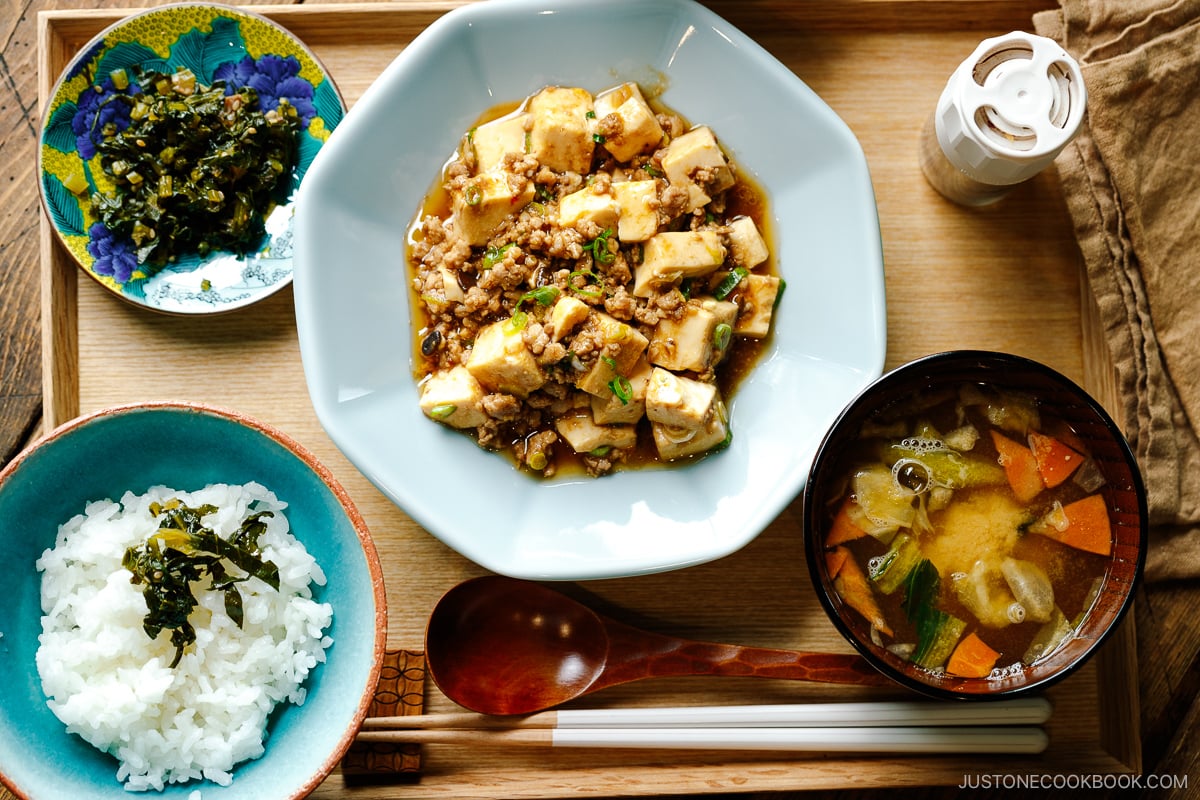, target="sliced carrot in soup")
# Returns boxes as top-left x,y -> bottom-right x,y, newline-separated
1028,431 -> 1084,488
946,631 -> 1001,678
991,429 -> 1044,503
1033,494 -> 1112,556
829,546 -> 893,637
825,546 -> 850,578
825,498 -> 869,547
